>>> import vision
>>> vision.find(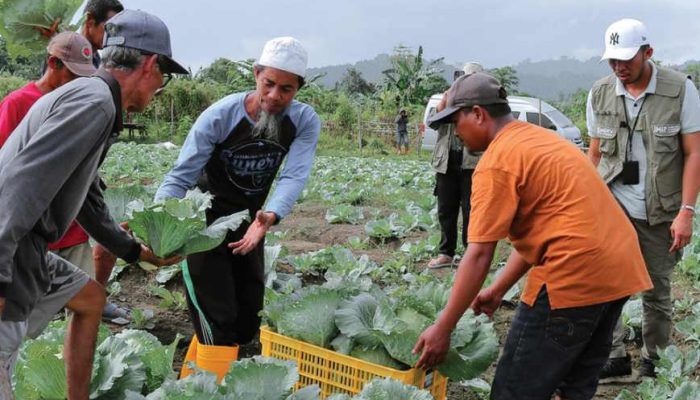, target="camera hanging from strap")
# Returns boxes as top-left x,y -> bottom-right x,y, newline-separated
619,95 -> 646,185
